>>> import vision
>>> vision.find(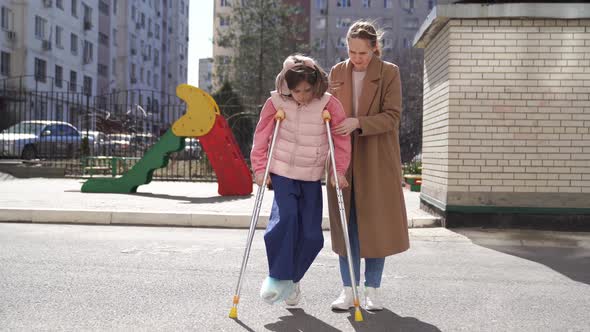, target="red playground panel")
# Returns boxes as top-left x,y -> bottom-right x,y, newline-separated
199,115 -> 253,196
